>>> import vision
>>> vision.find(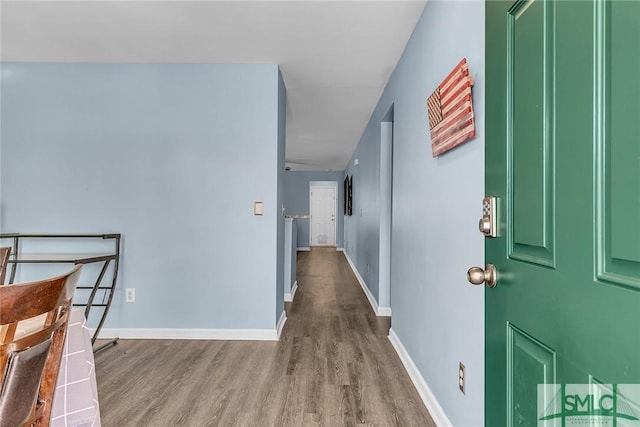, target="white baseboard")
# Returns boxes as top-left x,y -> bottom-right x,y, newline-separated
336,247 -> 345,252
377,306 -> 392,316
297,247 -> 310,252
98,316 -> 287,342
285,280 -> 298,302
388,328 -> 452,427
342,251 -> 391,317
